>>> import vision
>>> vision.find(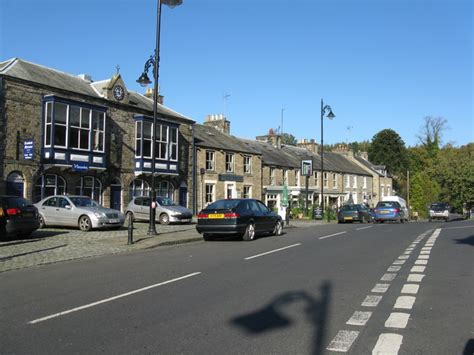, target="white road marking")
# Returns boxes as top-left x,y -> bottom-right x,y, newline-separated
393,260 -> 406,265
346,311 -> 372,326
398,255 -> 410,260
394,296 -> 416,309
409,244 -> 417,248
381,273 -> 397,281
410,266 -> 426,273
405,248 -> 414,251
421,247 -> 432,251
424,243 -> 434,247
402,251 -> 412,255
372,284 -> 390,293
418,254 -> 429,259
420,251 -> 430,255
372,333 -> 403,354
388,266 -> 401,272
319,231 -> 347,240
362,295 -> 383,307
356,226 -> 373,231
385,312 -> 410,329
244,243 -> 301,260
401,284 -> 420,294
28,272 -> 202,324
407,274 -> 425,282
415,259 -> 428,265
326,330 -> 359,352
